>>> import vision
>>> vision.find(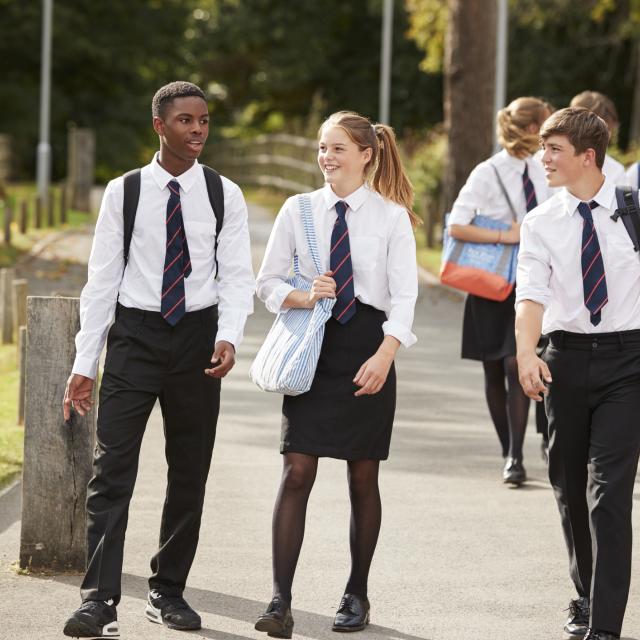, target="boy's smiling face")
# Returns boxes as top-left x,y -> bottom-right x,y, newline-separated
540,134 -> 596,189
